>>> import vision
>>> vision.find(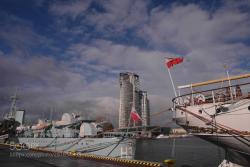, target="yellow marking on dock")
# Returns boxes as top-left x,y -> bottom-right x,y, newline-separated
0,143 -> 168,167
